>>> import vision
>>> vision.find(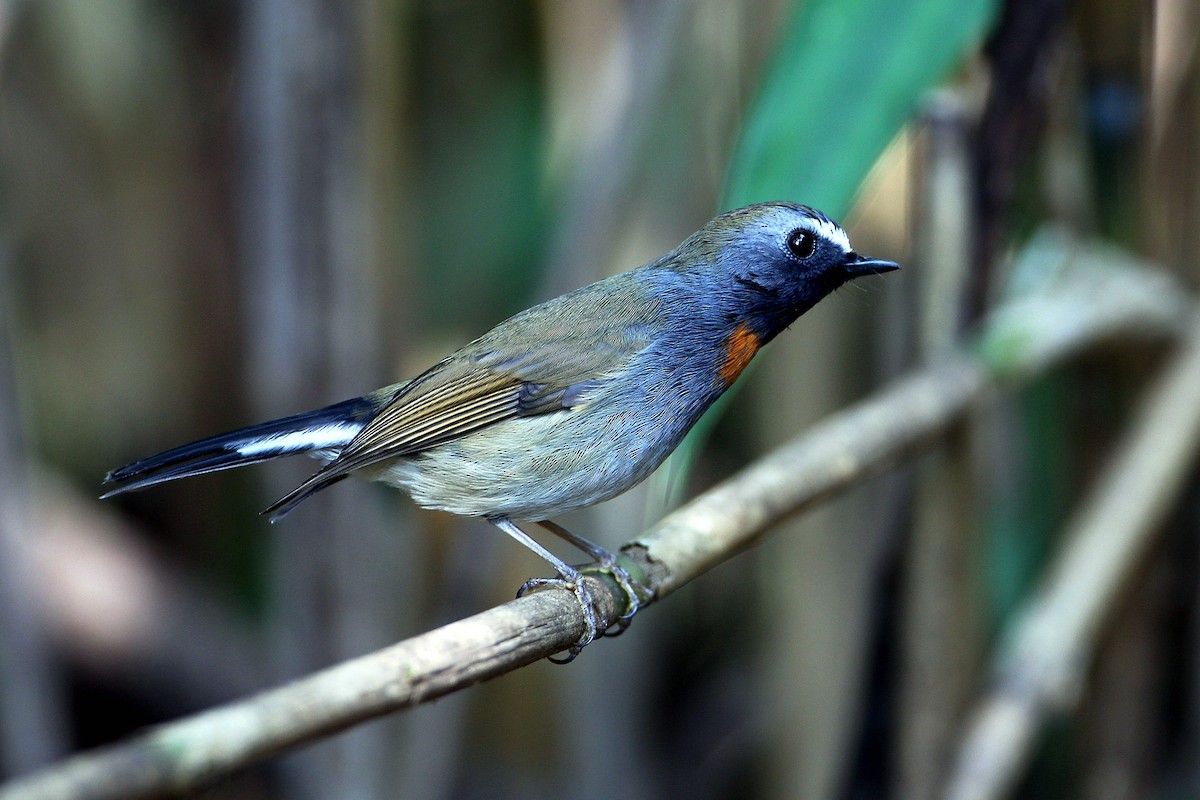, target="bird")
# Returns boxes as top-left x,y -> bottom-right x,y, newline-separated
103,202 -> 899,661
